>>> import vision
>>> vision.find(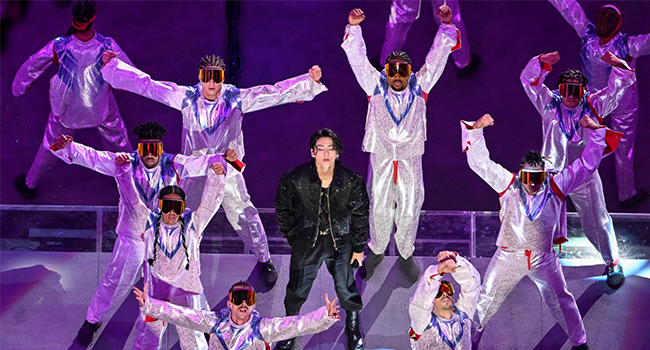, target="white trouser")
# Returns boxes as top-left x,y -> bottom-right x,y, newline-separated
610,107 -> 639,202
